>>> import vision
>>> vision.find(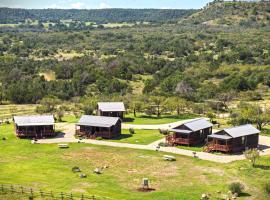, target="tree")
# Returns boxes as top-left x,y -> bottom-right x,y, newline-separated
0,83 -> 3,105
130,100 -> 143,117
55,106 -> 65,122
230,103 -> 270,130
244,149 -> 260,167
36,96 -> 61,114
165,97 -> 187,115
218,91 -> 235,110
206,112 -> 216,123
149,96 -> 166,117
